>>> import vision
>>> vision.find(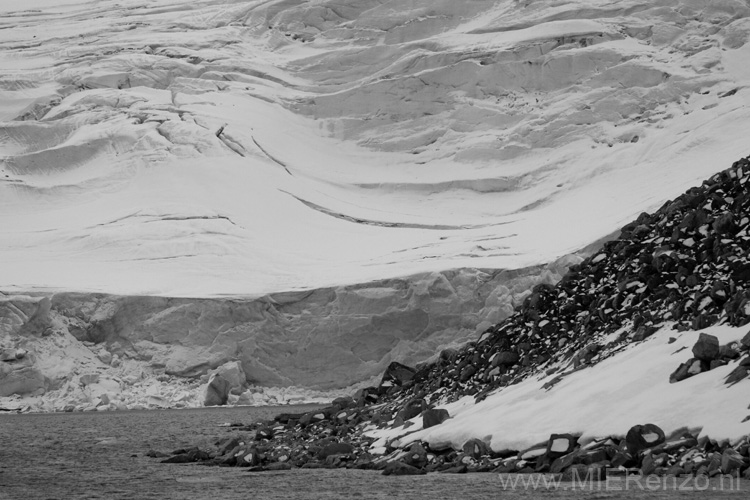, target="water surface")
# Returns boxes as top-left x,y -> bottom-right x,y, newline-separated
1,406 -> 747,499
